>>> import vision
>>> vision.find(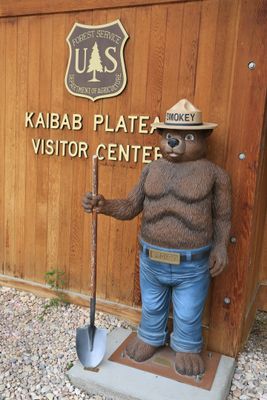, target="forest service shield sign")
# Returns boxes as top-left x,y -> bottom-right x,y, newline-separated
65,20 -> 129,101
